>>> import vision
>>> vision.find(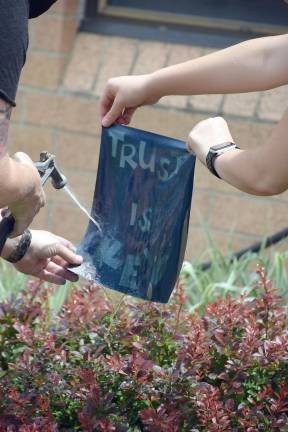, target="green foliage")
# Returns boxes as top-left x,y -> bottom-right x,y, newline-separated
0,267 -> 287,431
182,235 -> 288,313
